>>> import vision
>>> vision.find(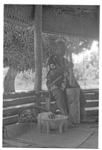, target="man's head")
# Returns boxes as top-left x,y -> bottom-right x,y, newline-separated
56,40 -> 66,57
47,54 -> 60,69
